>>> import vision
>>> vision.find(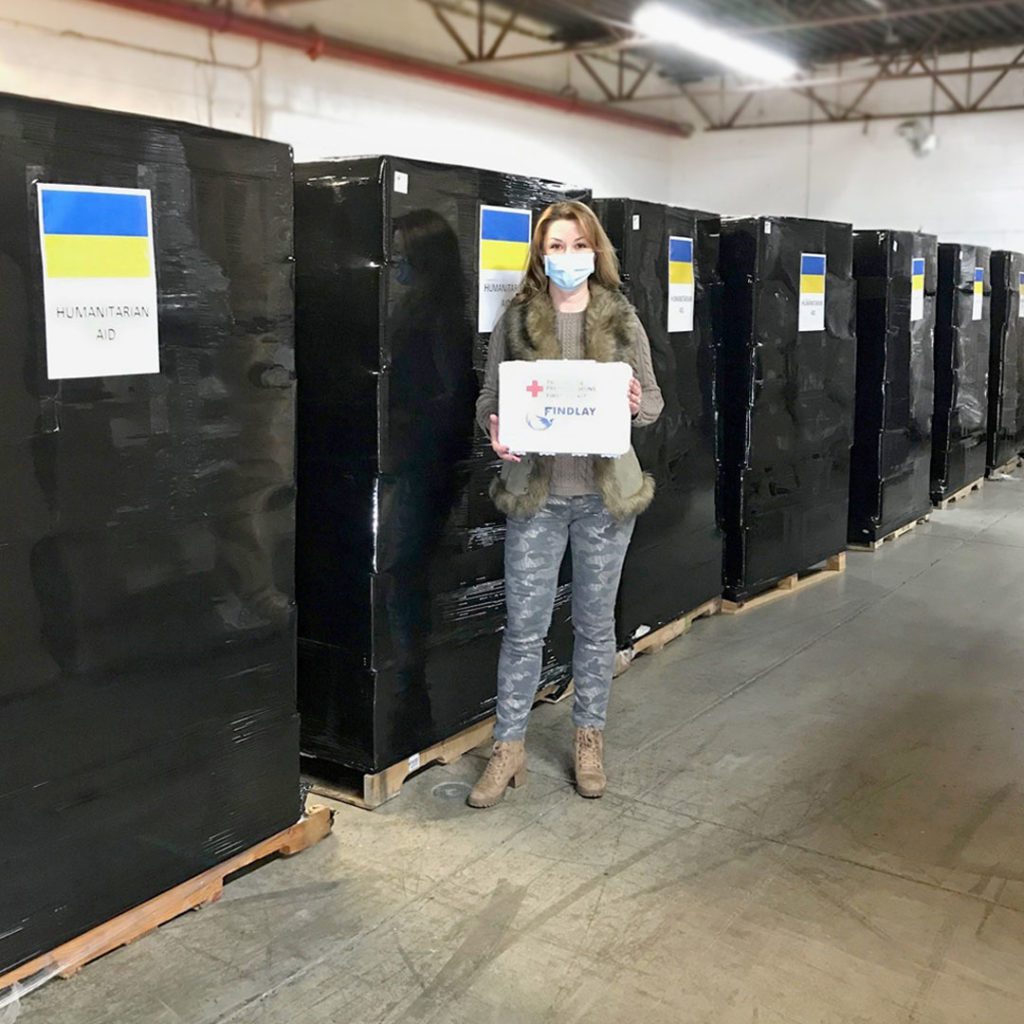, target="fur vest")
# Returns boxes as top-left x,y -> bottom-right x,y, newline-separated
490,283 -> 656,521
